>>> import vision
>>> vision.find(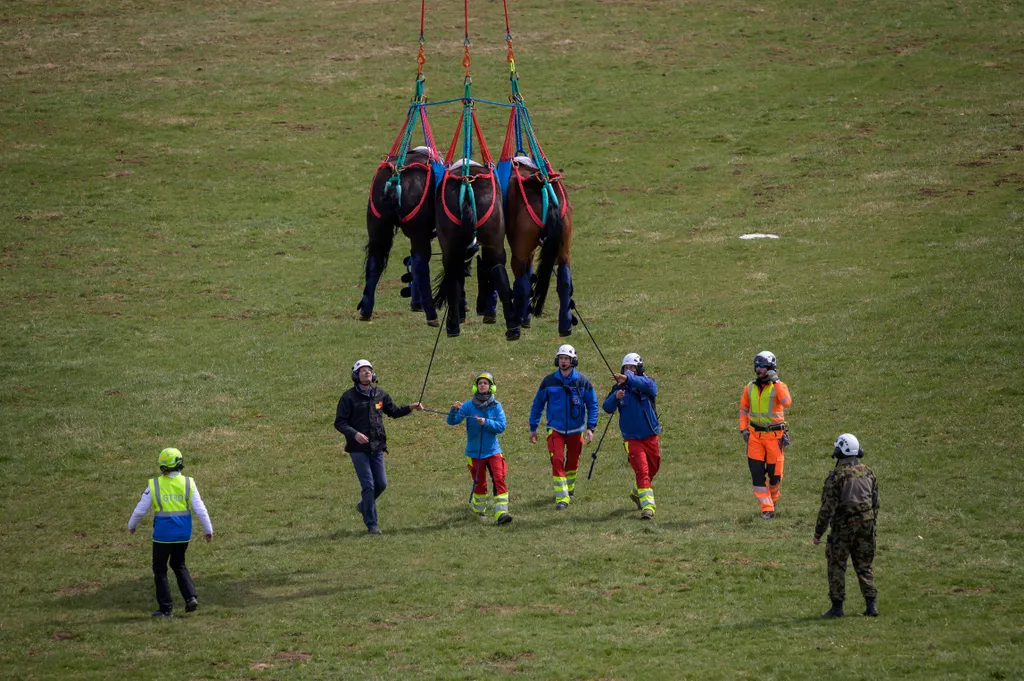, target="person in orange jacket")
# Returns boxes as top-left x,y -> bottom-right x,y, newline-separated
739,351 -> 792,519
